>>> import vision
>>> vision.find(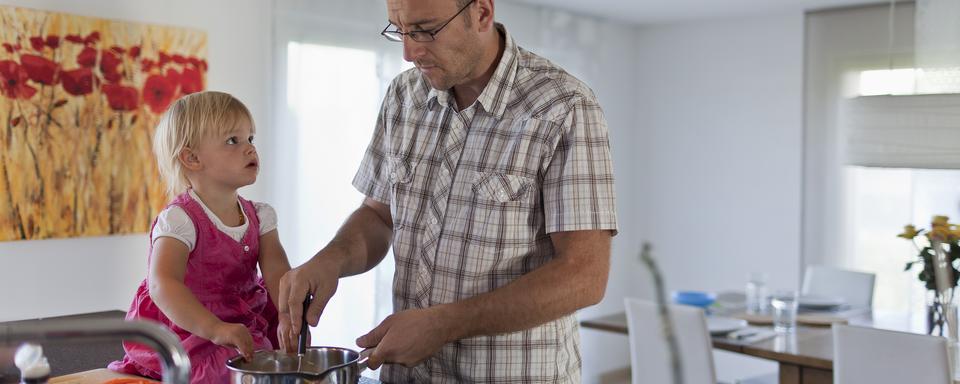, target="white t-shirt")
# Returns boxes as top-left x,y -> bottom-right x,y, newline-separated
152,190 -> 278,251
